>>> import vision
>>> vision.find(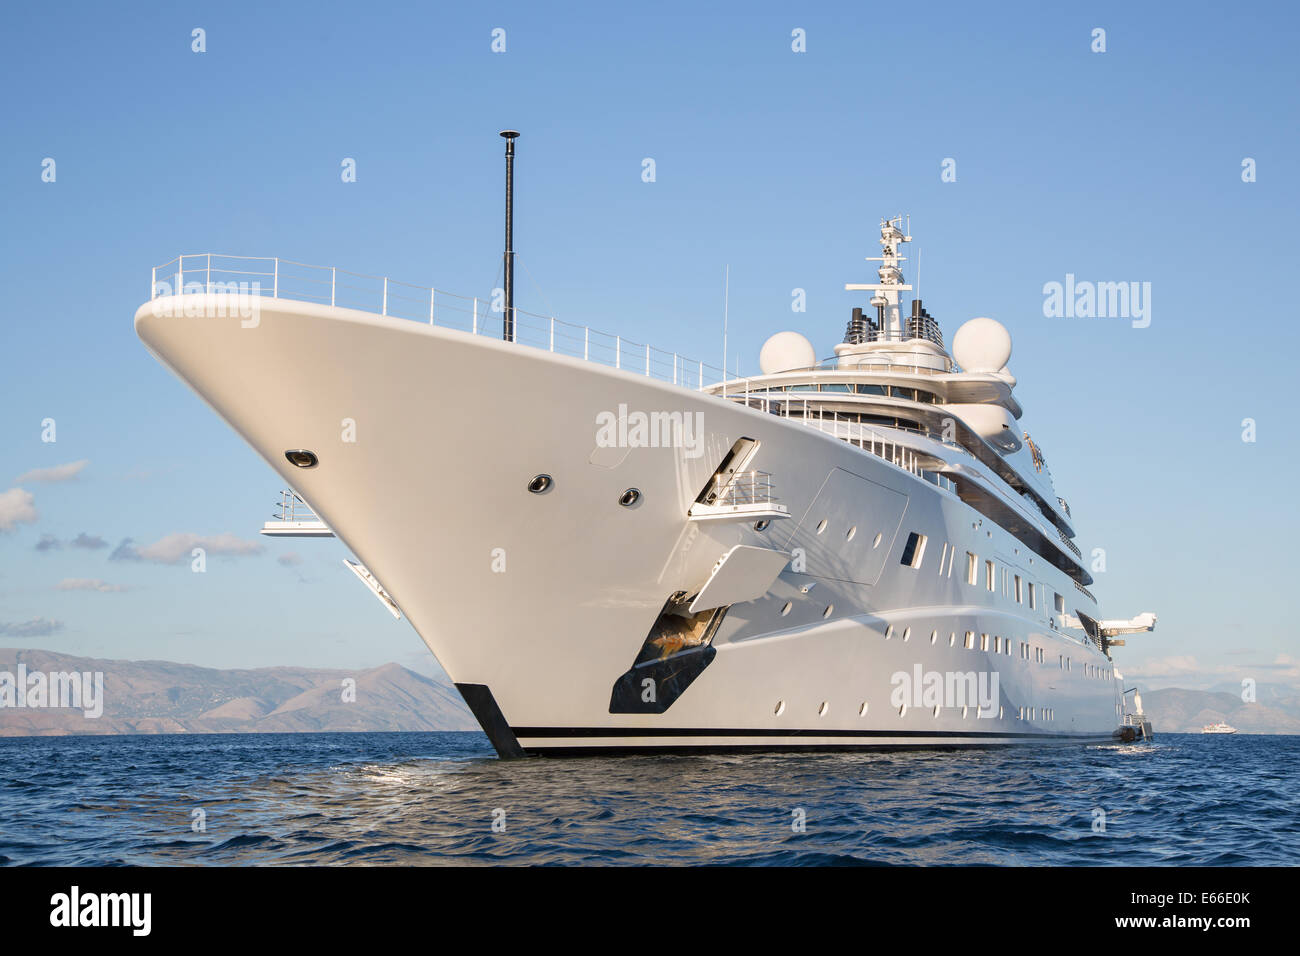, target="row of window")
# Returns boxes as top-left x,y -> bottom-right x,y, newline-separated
774,699 -> 1010,720
772,699 -> 1059,723
1018,706 -> 1055,721
889,534 -> 1108,674
901,535 -> 1068,620
758,383 -> 942,404
1078,661 -> 1113,680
